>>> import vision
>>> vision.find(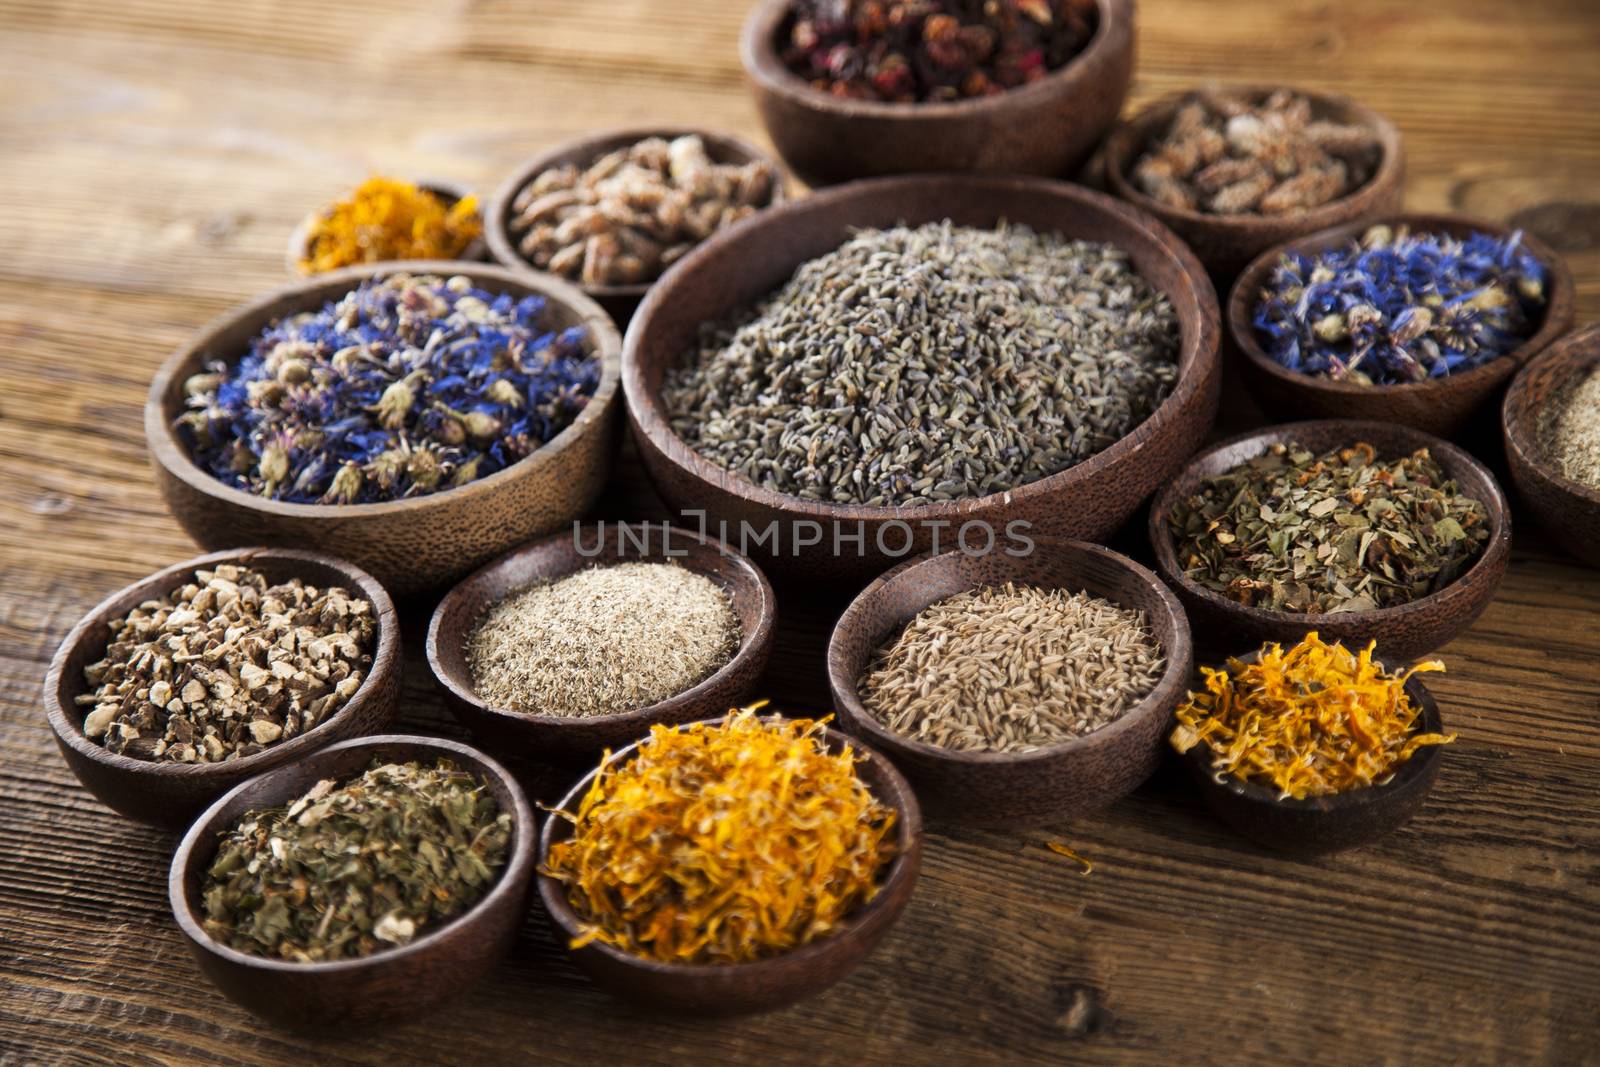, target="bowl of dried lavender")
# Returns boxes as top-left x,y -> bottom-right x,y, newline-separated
1102,85 -> 1405,279
484,127 -> 786,324
426,522 -> 777,761
44,547 -> 401,829
624,172 -> 1221,583
146,262 -> 623,598
1229,215 -> 1574,439
1148,420 -> 1512,663
826,538 -> 1193,825
742,0 -> 1133,186
168,733 -> 535,1028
